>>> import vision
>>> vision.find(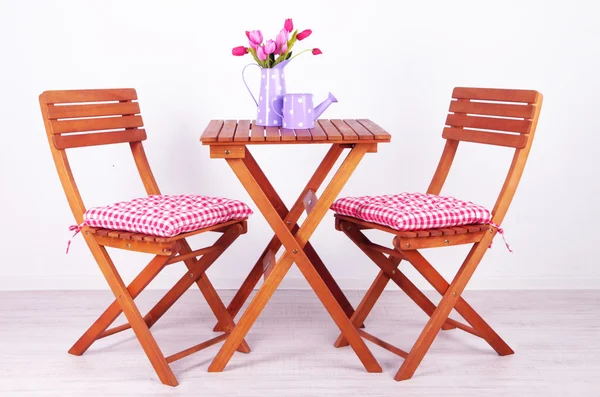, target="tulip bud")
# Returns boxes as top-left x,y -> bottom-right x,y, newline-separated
312,48 -> 322,55
297,29 -> 312,40
232,46 -> 248,56
284,18 -> 293,33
